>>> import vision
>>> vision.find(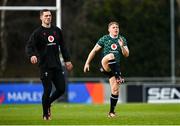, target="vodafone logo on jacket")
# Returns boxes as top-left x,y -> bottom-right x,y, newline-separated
48,35 -> 54,42
111,44 -> 117,50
